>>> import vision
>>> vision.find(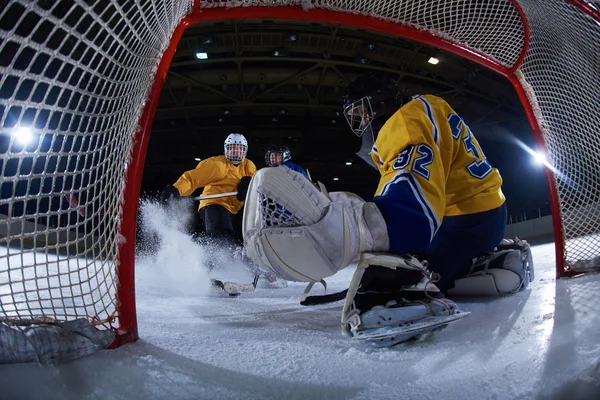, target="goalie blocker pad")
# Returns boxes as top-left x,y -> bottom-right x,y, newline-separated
447,238 -> 535,296
242,167 -> 388,283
